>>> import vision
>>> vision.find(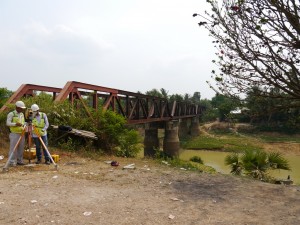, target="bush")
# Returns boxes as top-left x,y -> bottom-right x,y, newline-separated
115,130 -> 143,157
190,156 -> 204,164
